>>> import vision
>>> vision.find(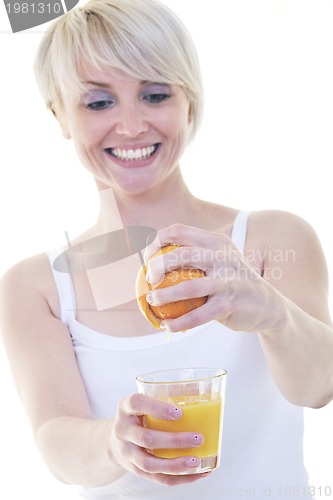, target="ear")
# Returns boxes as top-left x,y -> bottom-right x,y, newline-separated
188,102 -> 194,125
50,104 -> 72,140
